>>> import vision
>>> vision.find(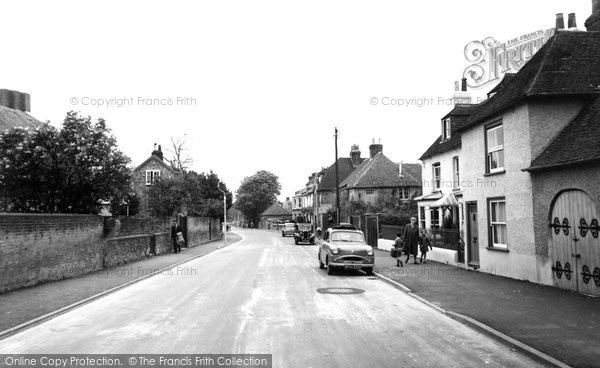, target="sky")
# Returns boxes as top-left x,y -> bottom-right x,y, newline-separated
2,0 -> 592,201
